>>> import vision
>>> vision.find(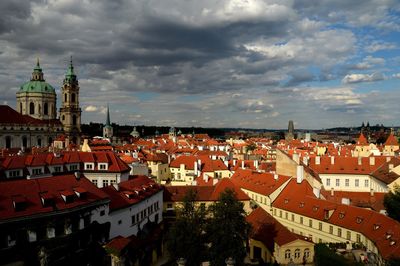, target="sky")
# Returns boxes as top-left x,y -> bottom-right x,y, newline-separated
0,0 -> 400,129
